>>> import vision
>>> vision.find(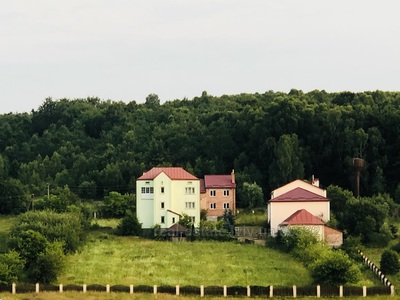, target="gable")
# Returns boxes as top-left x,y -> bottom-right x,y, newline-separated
280,209 -> 324,226
271,179 -> 326,198
269,187 -> 329,203
138,167 -> 198,181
